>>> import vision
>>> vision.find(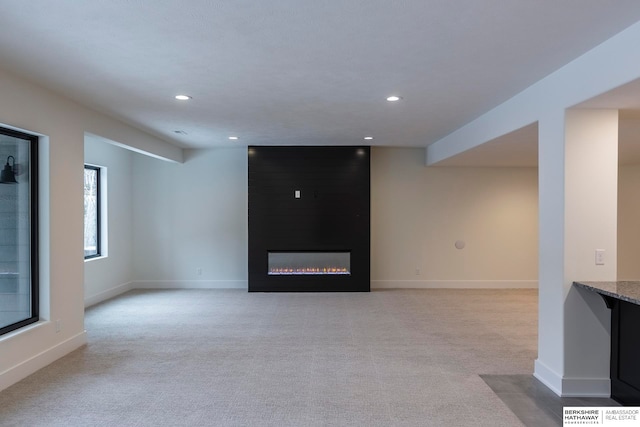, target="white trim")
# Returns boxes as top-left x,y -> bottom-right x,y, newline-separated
96,279 -> 535,291
83,280 -> 247,308
83,255 -> 108,263
84,281 -> 134,307
534,359 -> 610,398
132,280 -> 248,289
0,319 -> 49,343
371,280 -> 538,289
0,330 -> 87,392
560,377 -> 611,398
534,358 -> 563,396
